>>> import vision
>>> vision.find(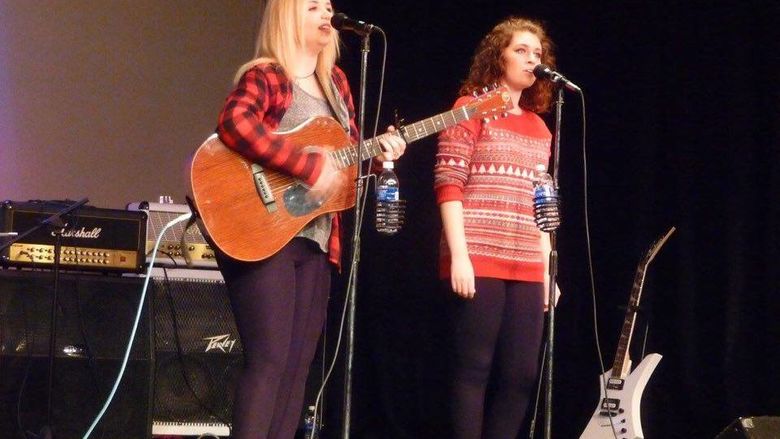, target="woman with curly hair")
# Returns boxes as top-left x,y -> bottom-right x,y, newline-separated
434,16 -> 559,438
